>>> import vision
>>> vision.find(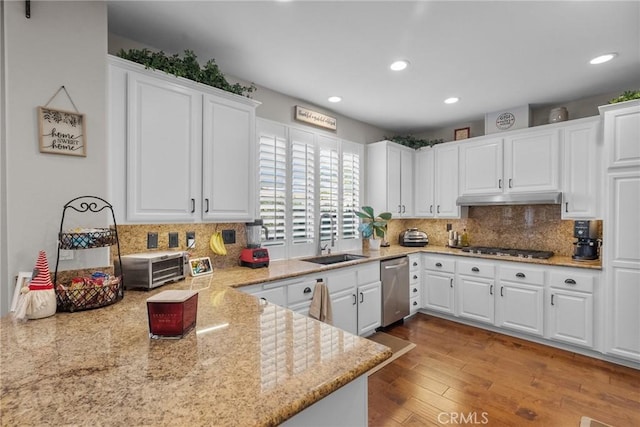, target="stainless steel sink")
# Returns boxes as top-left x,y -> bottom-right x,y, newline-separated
302,253 -> 368,265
